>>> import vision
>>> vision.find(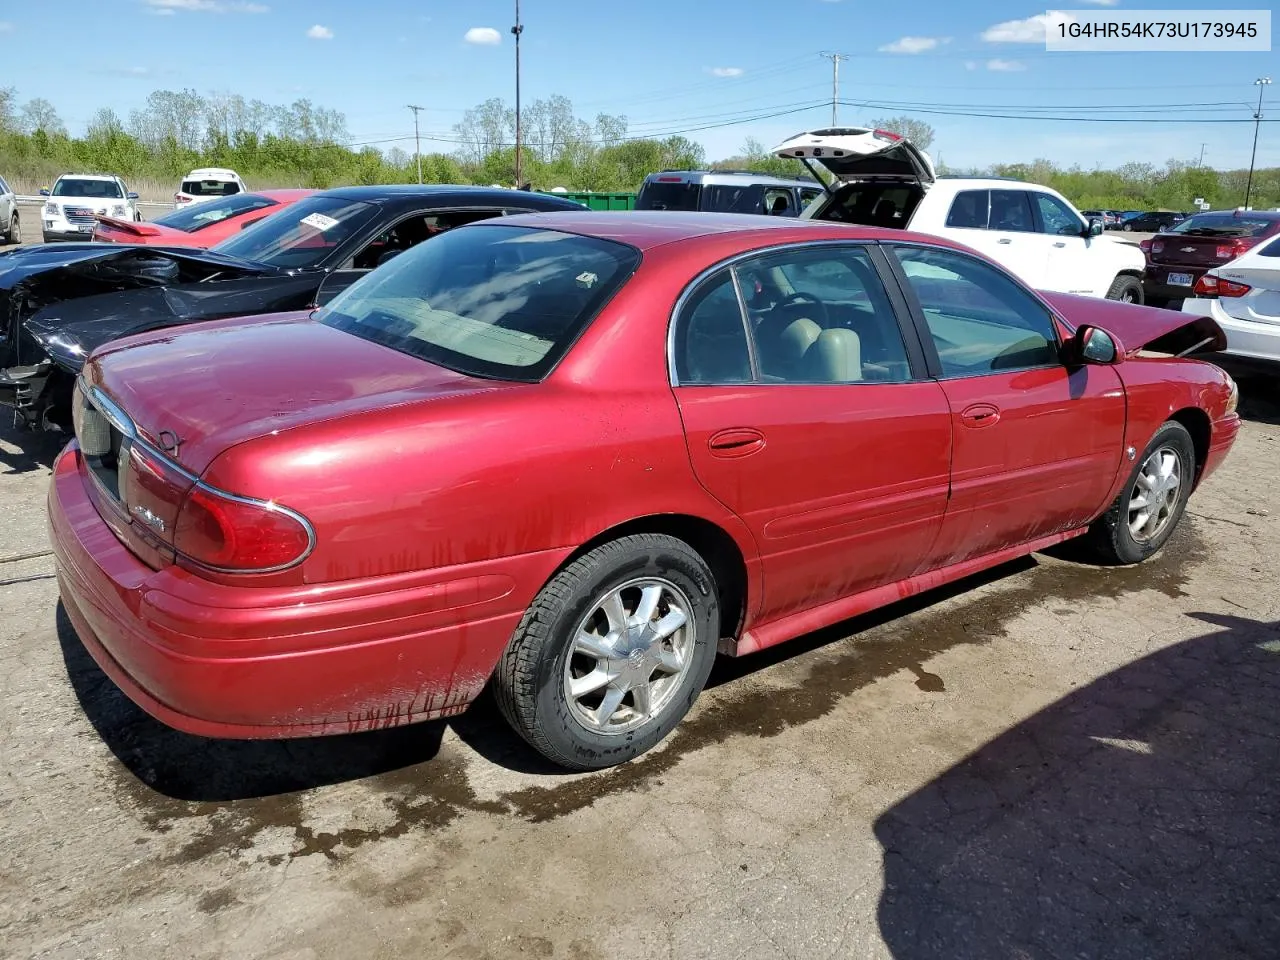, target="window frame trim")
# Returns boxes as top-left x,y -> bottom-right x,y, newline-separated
882,239 -> 1070,381
667,239 -> 929,388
